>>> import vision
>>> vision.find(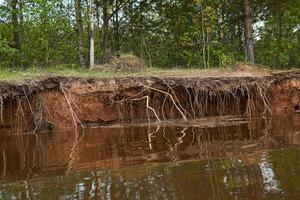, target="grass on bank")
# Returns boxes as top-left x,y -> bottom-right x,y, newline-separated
0,64 -> 296,82
0,66 -> 232,81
